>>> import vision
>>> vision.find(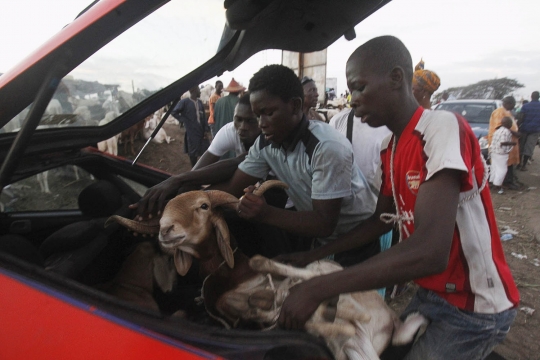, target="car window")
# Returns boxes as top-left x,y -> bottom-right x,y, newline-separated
0,166 -> 96,212
437,103 -> 496,124
2,0 -> 225,133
